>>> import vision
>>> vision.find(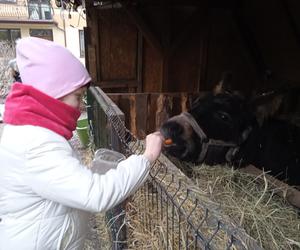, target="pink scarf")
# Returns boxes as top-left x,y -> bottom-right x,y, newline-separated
4,83 -> 81,140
